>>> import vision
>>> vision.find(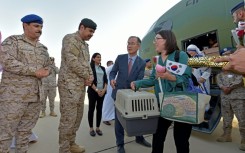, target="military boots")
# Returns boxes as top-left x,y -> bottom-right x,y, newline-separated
39,111 -> 46,118
50,111 -> 57,117
217,127 -> 232,142
240,139 -> 245,151
70,144 -> 85,153
216,133 -> 232,142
